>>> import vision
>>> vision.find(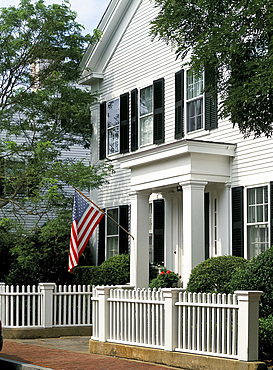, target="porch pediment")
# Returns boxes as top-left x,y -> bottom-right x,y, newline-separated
119,139 -> 236,191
